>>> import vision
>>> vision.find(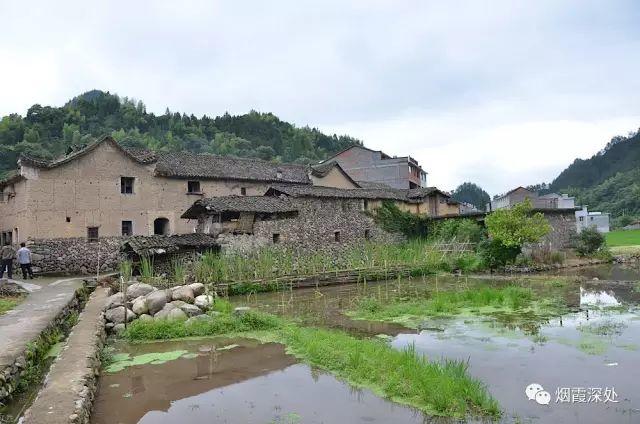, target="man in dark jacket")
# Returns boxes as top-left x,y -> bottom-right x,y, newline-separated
1,242 -> 16,280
